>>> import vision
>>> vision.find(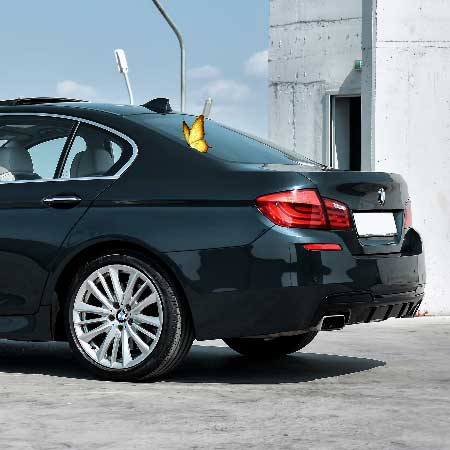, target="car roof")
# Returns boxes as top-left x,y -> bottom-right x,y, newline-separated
0,101 -> 159,117
0,100 -> 324,168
